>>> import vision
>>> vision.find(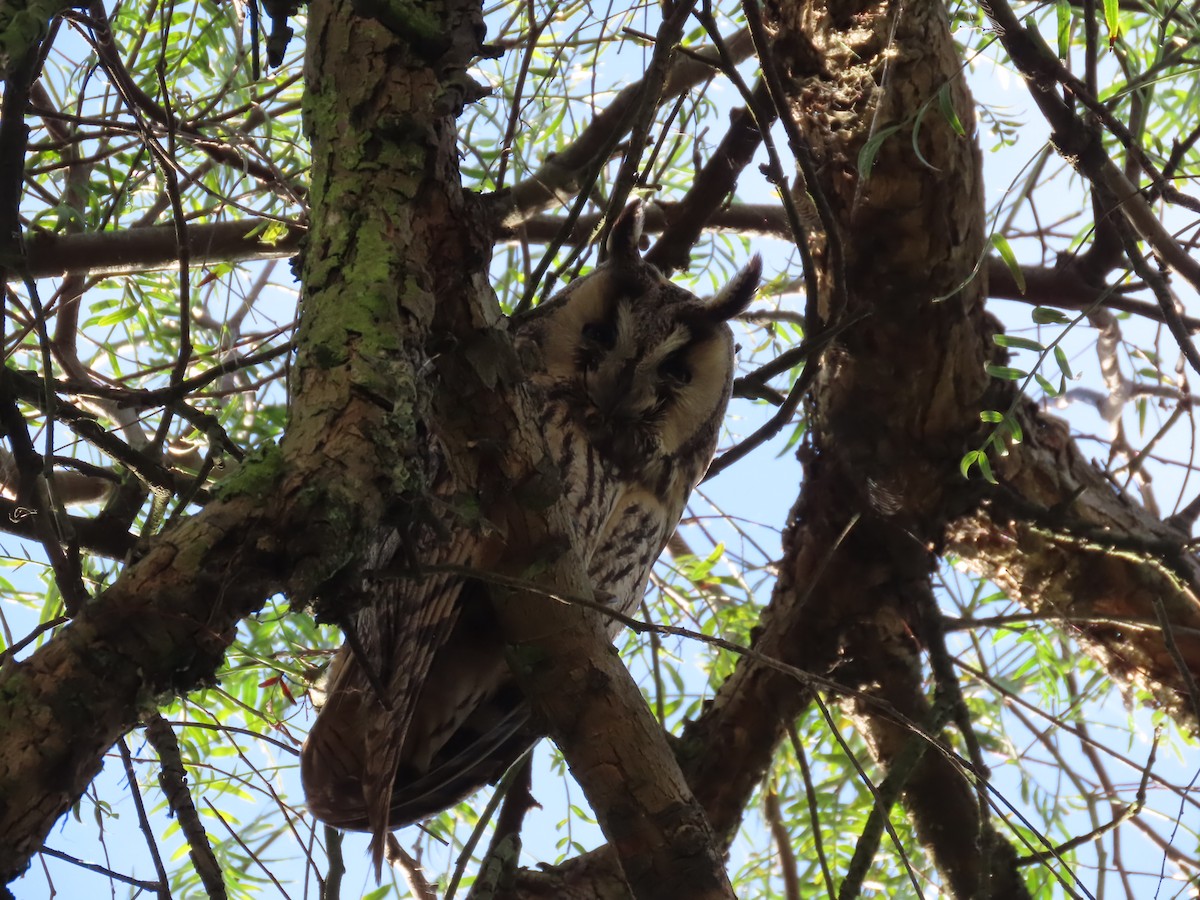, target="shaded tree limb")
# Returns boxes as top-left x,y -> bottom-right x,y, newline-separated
21,210 -> 1199,334
980,0 -> 1200,300
17,218 -> 305,280
491,28 -> 755,228
949,437 -> 1200,731
644,80 -> 775,274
